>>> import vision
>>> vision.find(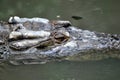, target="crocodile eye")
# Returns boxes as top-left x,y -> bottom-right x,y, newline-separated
53,32 -> 69,43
